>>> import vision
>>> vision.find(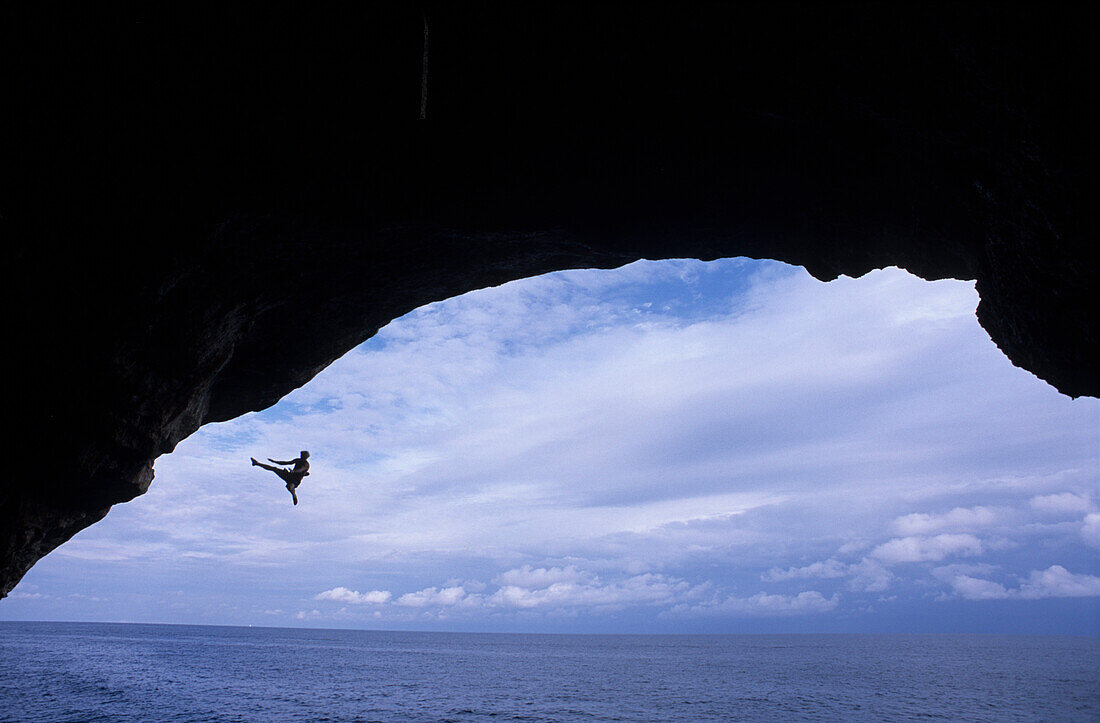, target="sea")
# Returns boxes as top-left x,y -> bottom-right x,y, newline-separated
1,623 -> 1097,722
